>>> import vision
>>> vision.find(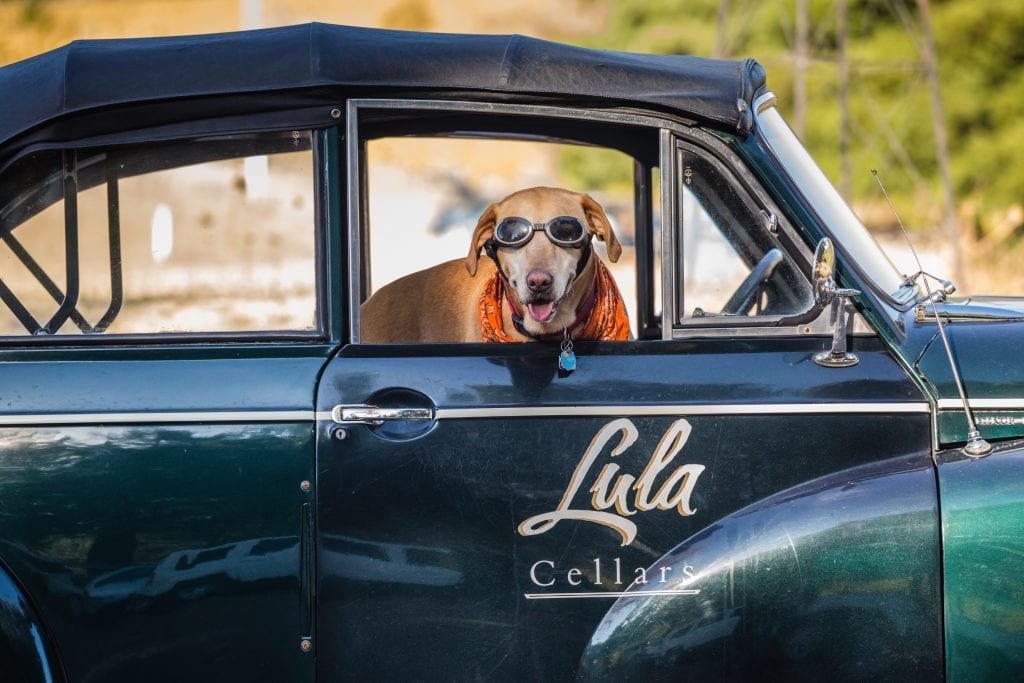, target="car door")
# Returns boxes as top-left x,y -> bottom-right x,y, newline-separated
314,100 -> 941,679
0,127 -> 338,681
